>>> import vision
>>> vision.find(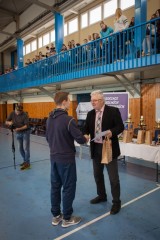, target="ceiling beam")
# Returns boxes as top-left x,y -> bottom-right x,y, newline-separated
28,0 -> 58,12
69,9 -> 78,14
0,8 -> 16,17
37,87 -> 54,99
59,0 -> 81,13
0,30 -> 18,38
113,75 -> 134,97
121,74 -> 141,96
2,93 -> 20,102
